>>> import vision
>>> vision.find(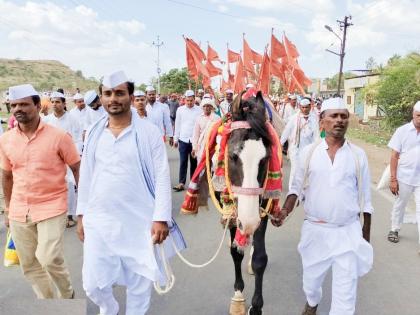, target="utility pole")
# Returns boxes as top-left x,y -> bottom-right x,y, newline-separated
152,35 -> 164,94
325,16 -> 352,95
